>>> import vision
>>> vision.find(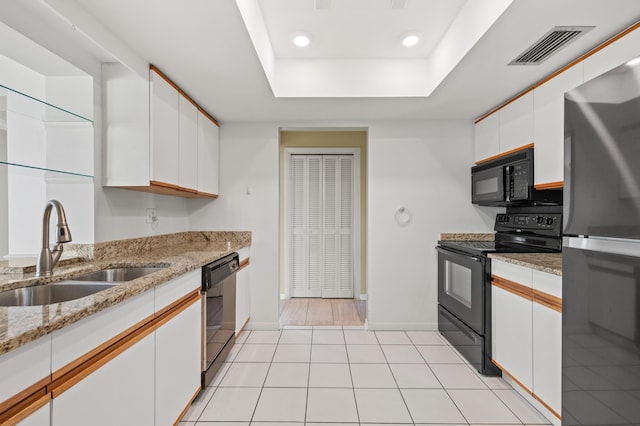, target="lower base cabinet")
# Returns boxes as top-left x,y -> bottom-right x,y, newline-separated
156,301 -> 201,425
52,333 -> 155,426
